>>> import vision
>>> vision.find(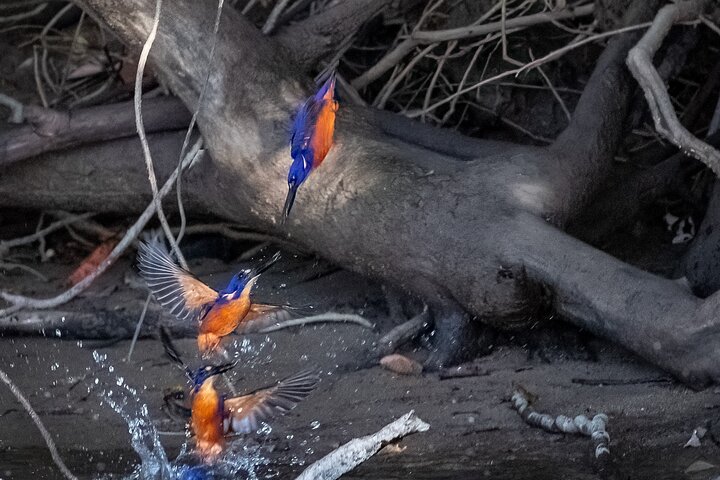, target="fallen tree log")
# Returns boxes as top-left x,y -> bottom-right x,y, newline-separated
3,0 -> 720,386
